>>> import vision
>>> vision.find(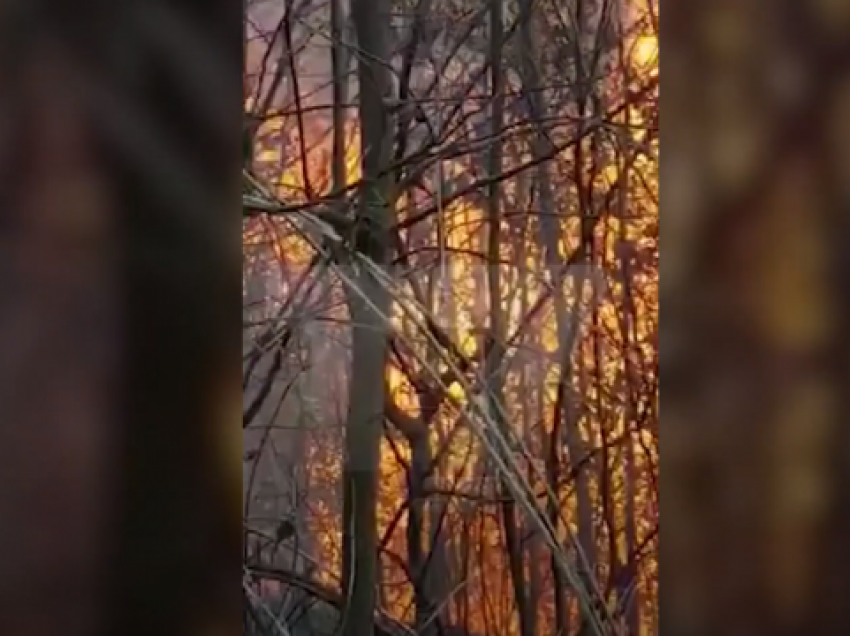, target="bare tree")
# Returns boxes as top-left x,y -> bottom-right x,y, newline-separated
242,0 -> 658,634
334,0 -> 399,633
